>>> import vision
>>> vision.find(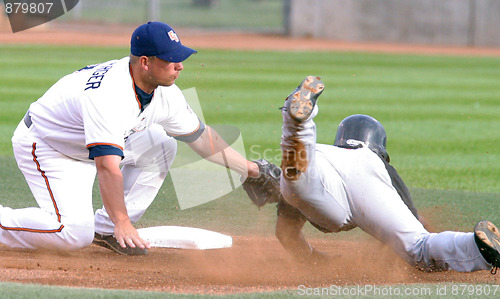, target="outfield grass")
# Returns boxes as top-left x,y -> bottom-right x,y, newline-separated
0,282 -> 498,299
0,45 -> 499,297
